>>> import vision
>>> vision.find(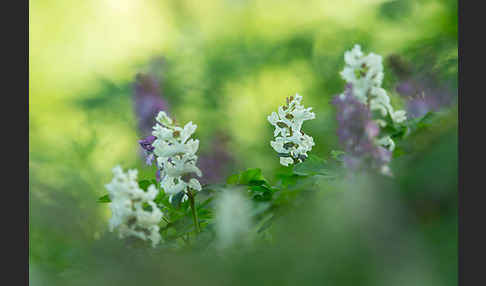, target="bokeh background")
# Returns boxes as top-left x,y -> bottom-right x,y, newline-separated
29,0 -> 457,285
